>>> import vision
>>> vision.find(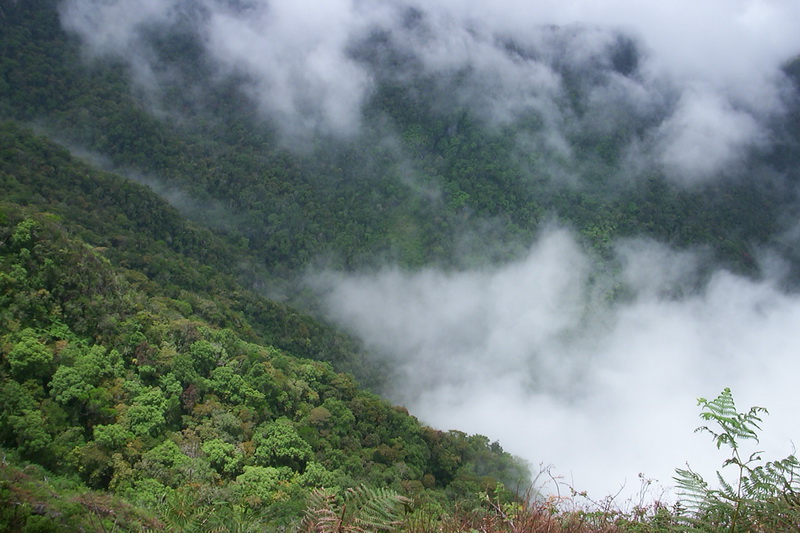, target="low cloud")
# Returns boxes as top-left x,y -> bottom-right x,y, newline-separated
436,0 -> 800,107
309,229 -> 800,498
654,86 -> 767,183
201,0 -> 381,140
59,0 -> 800,183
